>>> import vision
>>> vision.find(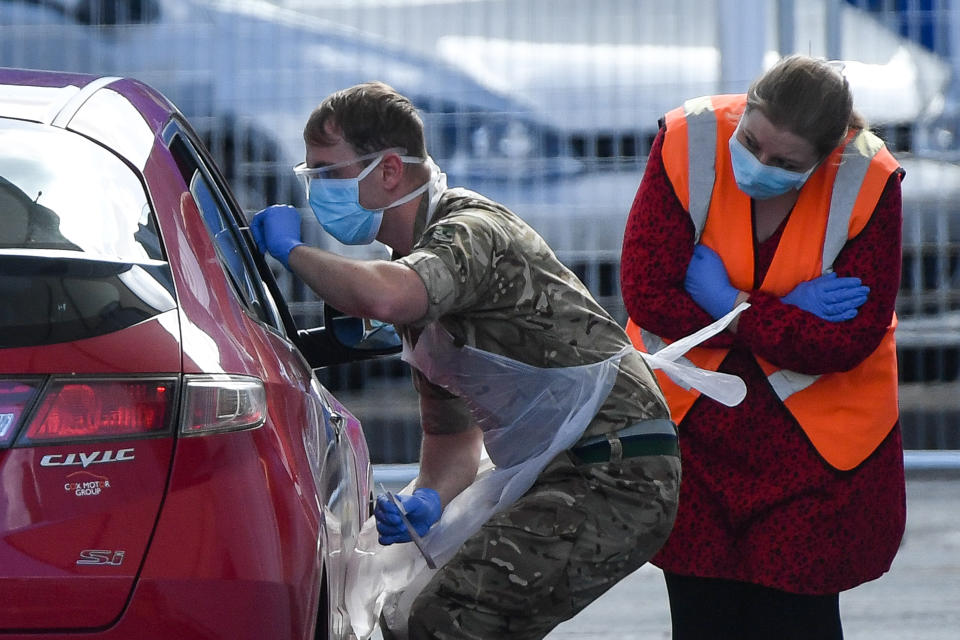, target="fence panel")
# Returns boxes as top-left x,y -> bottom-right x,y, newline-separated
3,0 -> 958,461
